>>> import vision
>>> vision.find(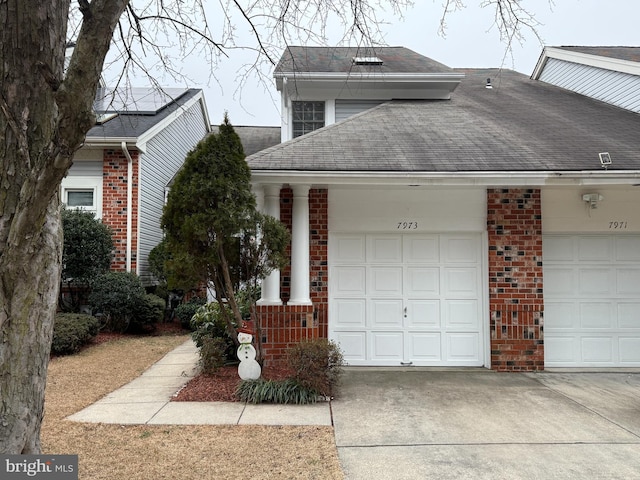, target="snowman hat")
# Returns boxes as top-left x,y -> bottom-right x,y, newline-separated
238,326 -> 253,335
